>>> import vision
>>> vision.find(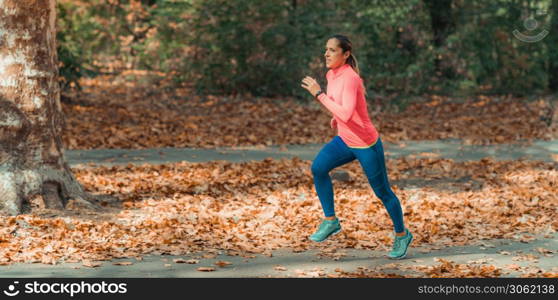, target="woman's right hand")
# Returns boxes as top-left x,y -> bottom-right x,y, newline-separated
330,118 -> 337,129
